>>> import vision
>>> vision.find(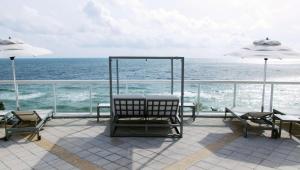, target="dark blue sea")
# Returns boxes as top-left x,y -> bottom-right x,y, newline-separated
1,58 -> 300,113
